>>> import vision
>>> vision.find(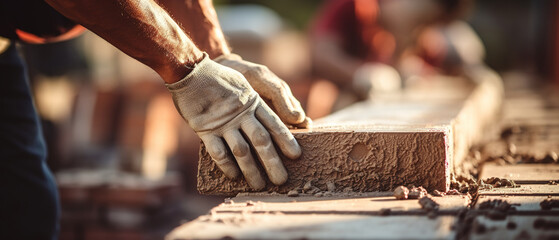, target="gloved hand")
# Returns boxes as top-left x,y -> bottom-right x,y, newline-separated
214,54 -> 311,128
352,63 -> 402,99
166,53 -> 301,190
